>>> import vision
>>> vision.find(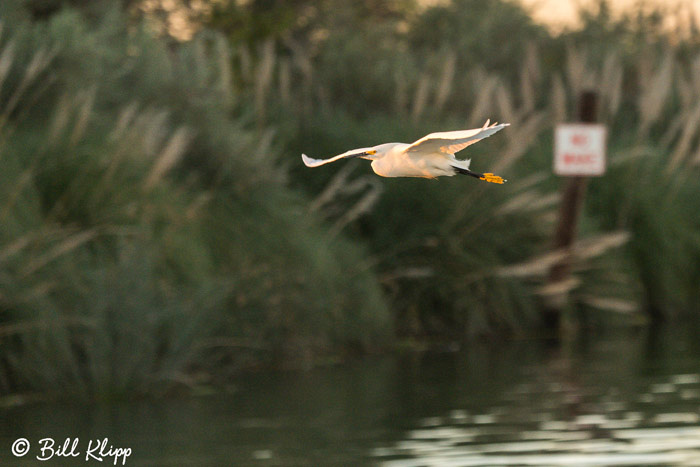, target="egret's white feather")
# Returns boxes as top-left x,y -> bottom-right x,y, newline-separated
406,121 -> 509,154
301,147 -> 374,167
